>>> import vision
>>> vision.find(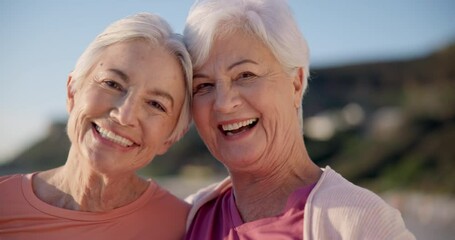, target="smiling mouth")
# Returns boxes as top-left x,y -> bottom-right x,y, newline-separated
93,123 -> 135,147
219,118 -> 258,136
